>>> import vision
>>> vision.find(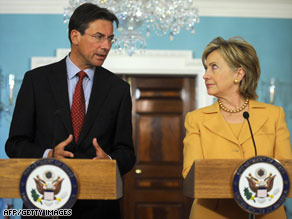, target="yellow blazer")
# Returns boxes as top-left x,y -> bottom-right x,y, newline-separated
183,100 -> 292,219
